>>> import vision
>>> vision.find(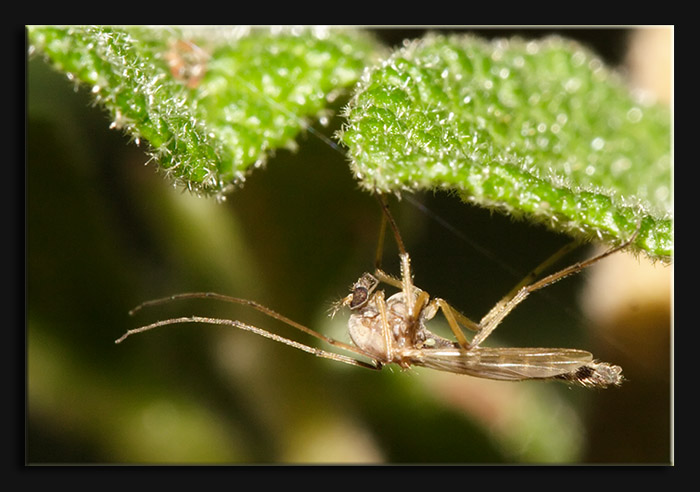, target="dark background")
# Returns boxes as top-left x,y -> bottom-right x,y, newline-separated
26,26 -> 671,464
